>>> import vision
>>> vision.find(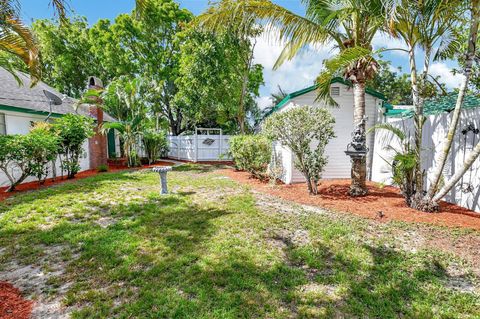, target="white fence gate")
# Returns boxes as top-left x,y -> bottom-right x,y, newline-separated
167,128 -> 231,162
